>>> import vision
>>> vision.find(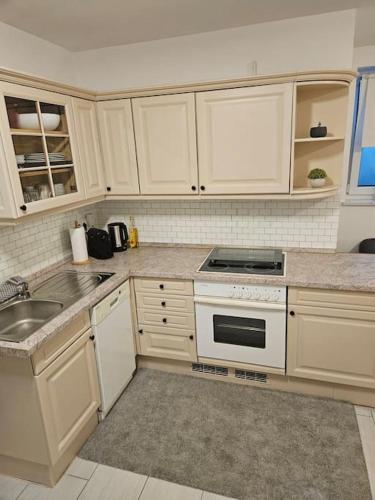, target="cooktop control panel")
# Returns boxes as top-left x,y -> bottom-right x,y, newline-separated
194,281 -> 286,303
